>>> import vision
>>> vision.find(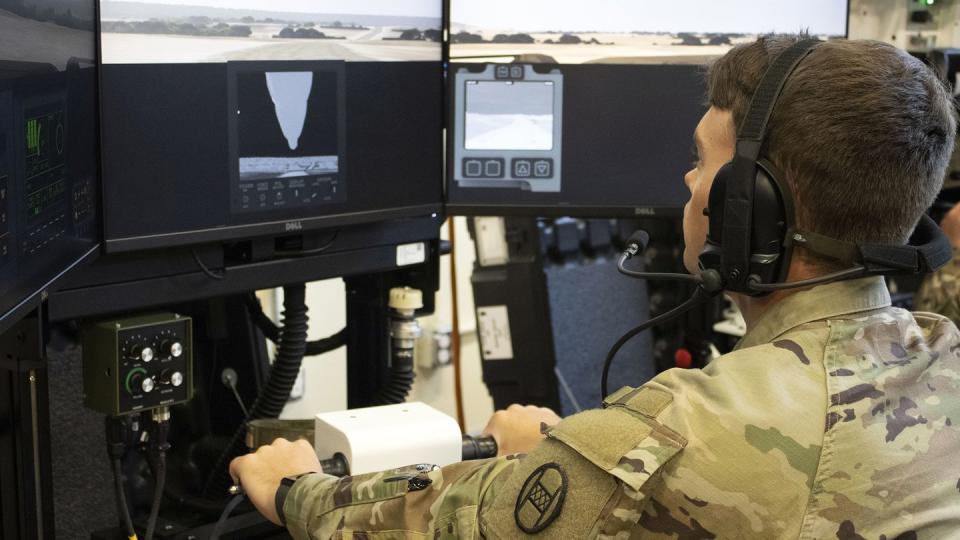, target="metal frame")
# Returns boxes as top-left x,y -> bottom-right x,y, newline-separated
0,307 -> 54,539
